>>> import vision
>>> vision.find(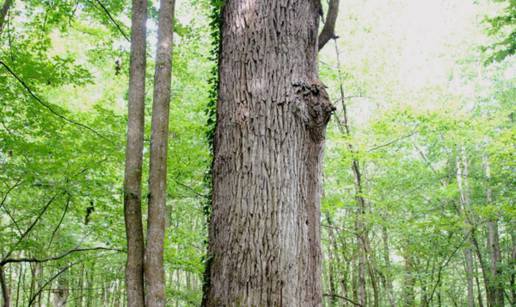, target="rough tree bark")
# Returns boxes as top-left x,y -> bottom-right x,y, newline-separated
144,0 -> 175,305
123,0 -> 147,305
203,0 -> 335,305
